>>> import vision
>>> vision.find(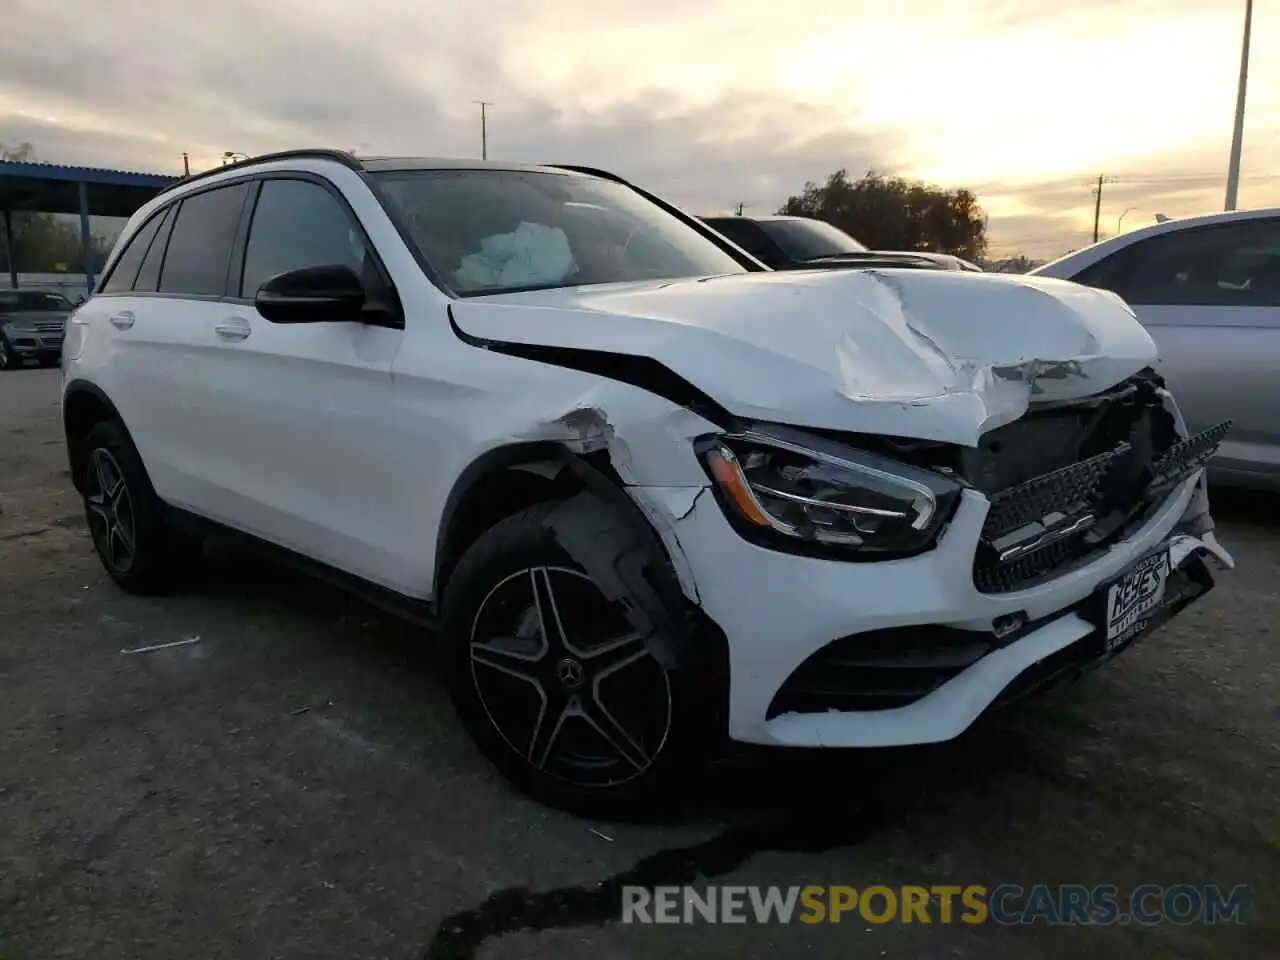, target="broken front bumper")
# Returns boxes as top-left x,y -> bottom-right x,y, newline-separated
636,472 -> 1231,748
